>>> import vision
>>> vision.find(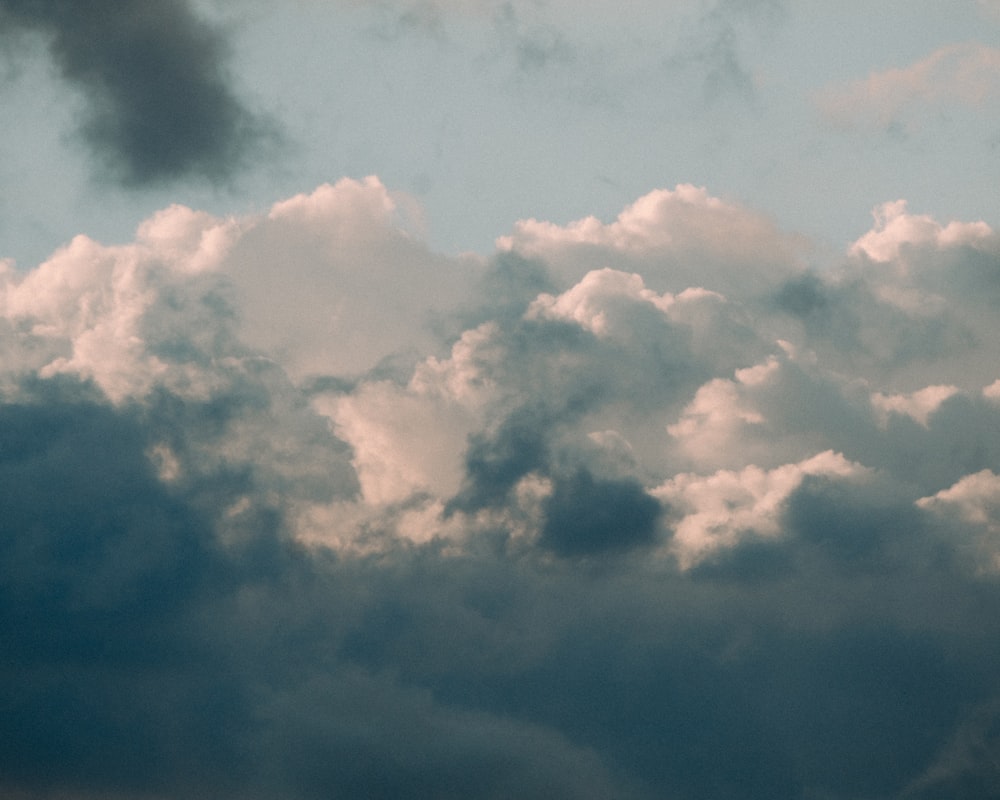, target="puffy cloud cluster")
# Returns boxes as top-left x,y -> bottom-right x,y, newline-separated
3,178 -> 1000,798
